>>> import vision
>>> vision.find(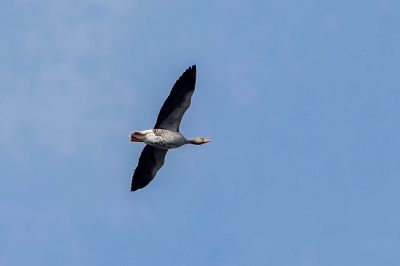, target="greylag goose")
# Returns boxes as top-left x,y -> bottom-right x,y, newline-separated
130,65 -> 210,191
